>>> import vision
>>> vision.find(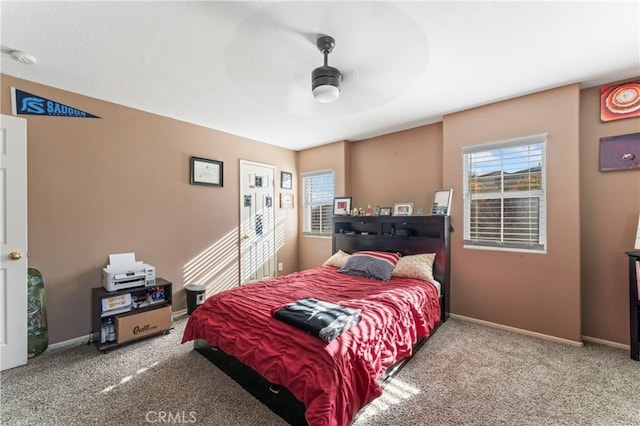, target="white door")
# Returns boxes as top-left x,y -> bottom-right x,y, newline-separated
0,114 -> 28,371
239,161 -> 276,284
